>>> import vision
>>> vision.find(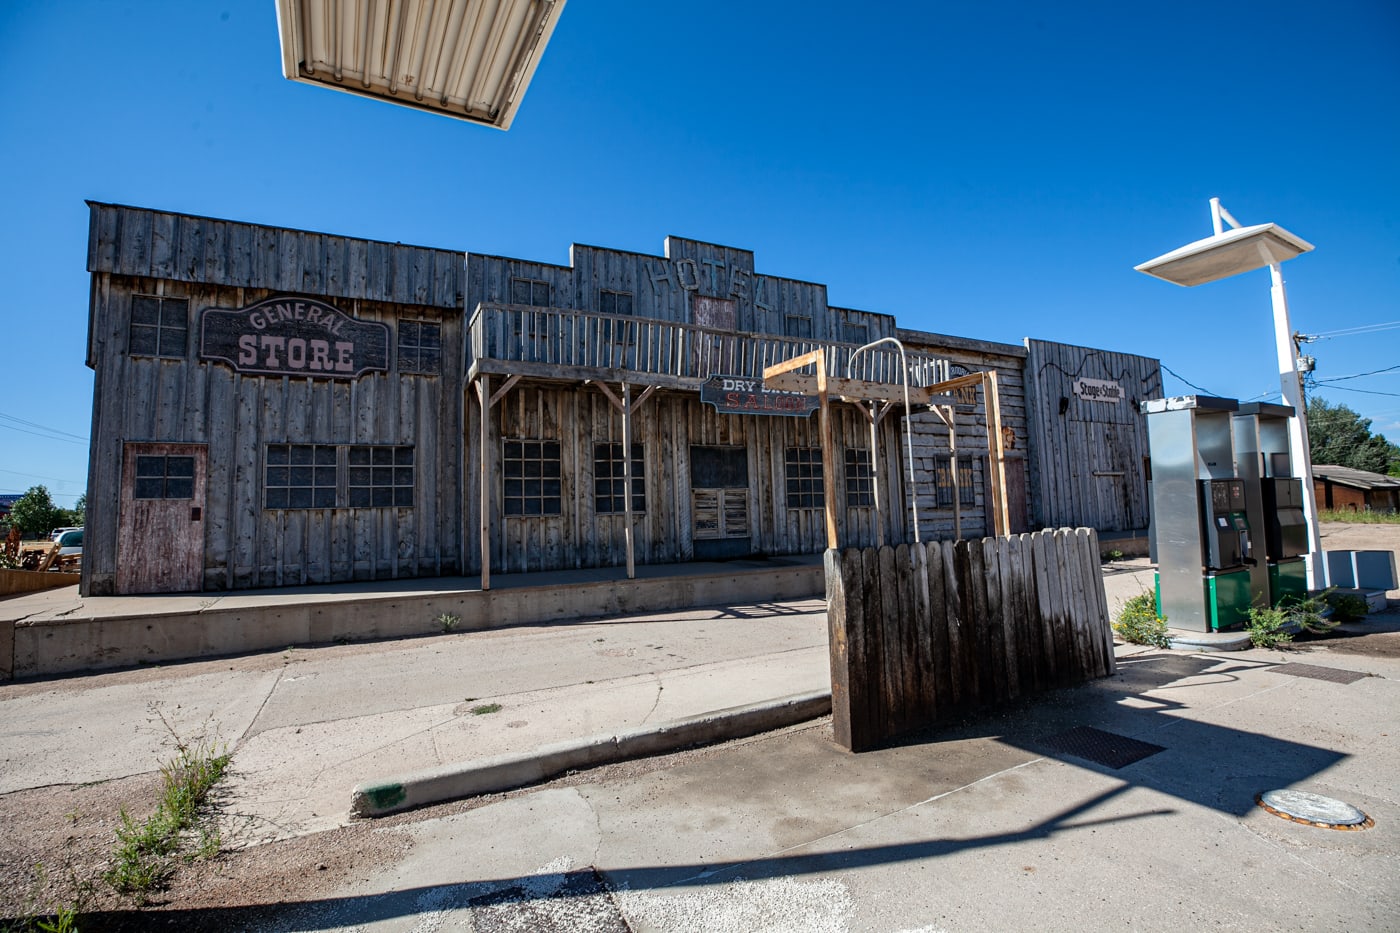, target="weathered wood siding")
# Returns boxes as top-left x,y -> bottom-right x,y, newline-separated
825,528 -> 1115,752
468,238 -> 899,342
1023,339 -> 1162,532
898,330 -> 1030,539
84,204 -> 464,595
464,386 -> 908,574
